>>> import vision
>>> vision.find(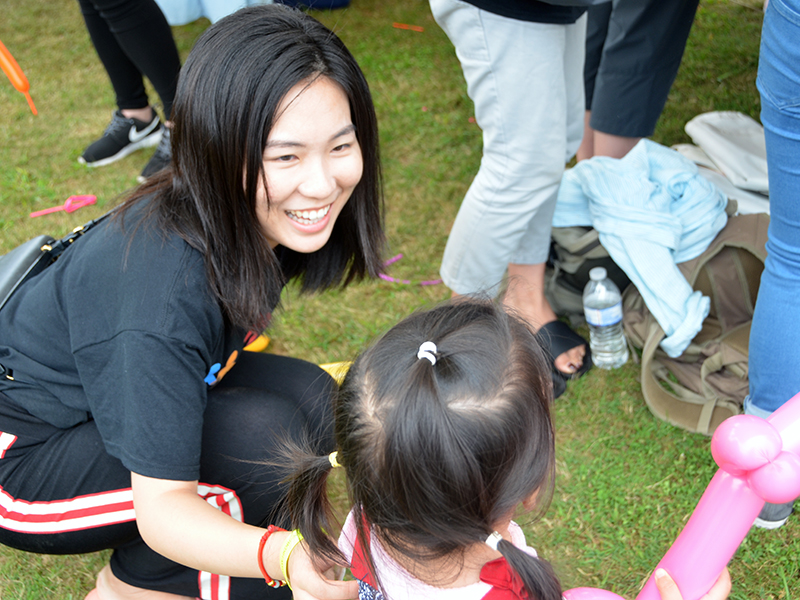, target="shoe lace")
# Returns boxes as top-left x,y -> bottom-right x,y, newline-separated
151,129 -> 172,162
104,112 -> 134,136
